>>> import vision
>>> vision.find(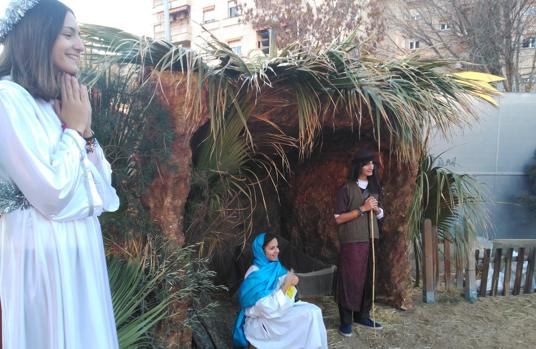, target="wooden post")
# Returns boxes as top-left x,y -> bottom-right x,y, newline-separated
513,248 -> 525,295
456,249 -> 464,290
491,248 -> 502,296
464,232 -> 477,302
432,225 -> 439,290
432,226 -> 439,288
525,247 -> 536,294
479,249 -> 491,297
503,248 -> 514,296
423,219 -> 435,303
475,249 -> 480,276
444,238 -> 452,290
414,237 -> 421,287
